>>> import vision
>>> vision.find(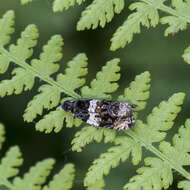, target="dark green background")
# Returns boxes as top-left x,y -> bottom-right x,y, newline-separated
0,1 -> 190,189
